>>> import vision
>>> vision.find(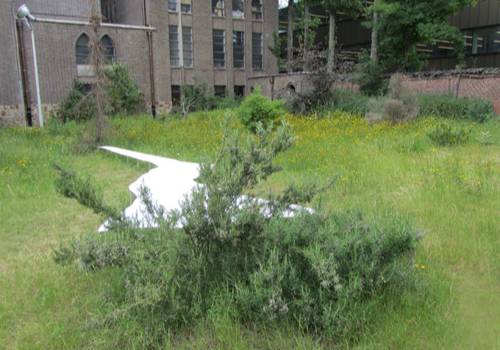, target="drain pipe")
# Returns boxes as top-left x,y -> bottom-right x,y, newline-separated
15,20 -> 33,127
143,0 -> 157,118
